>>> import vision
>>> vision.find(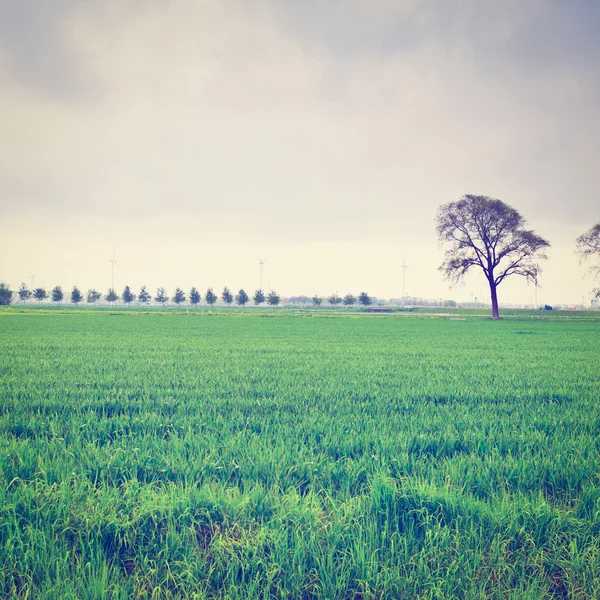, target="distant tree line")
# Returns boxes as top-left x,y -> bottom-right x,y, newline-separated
3,197 -> 597,317
0,282 -> 376,308
0,285 -> 285,307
